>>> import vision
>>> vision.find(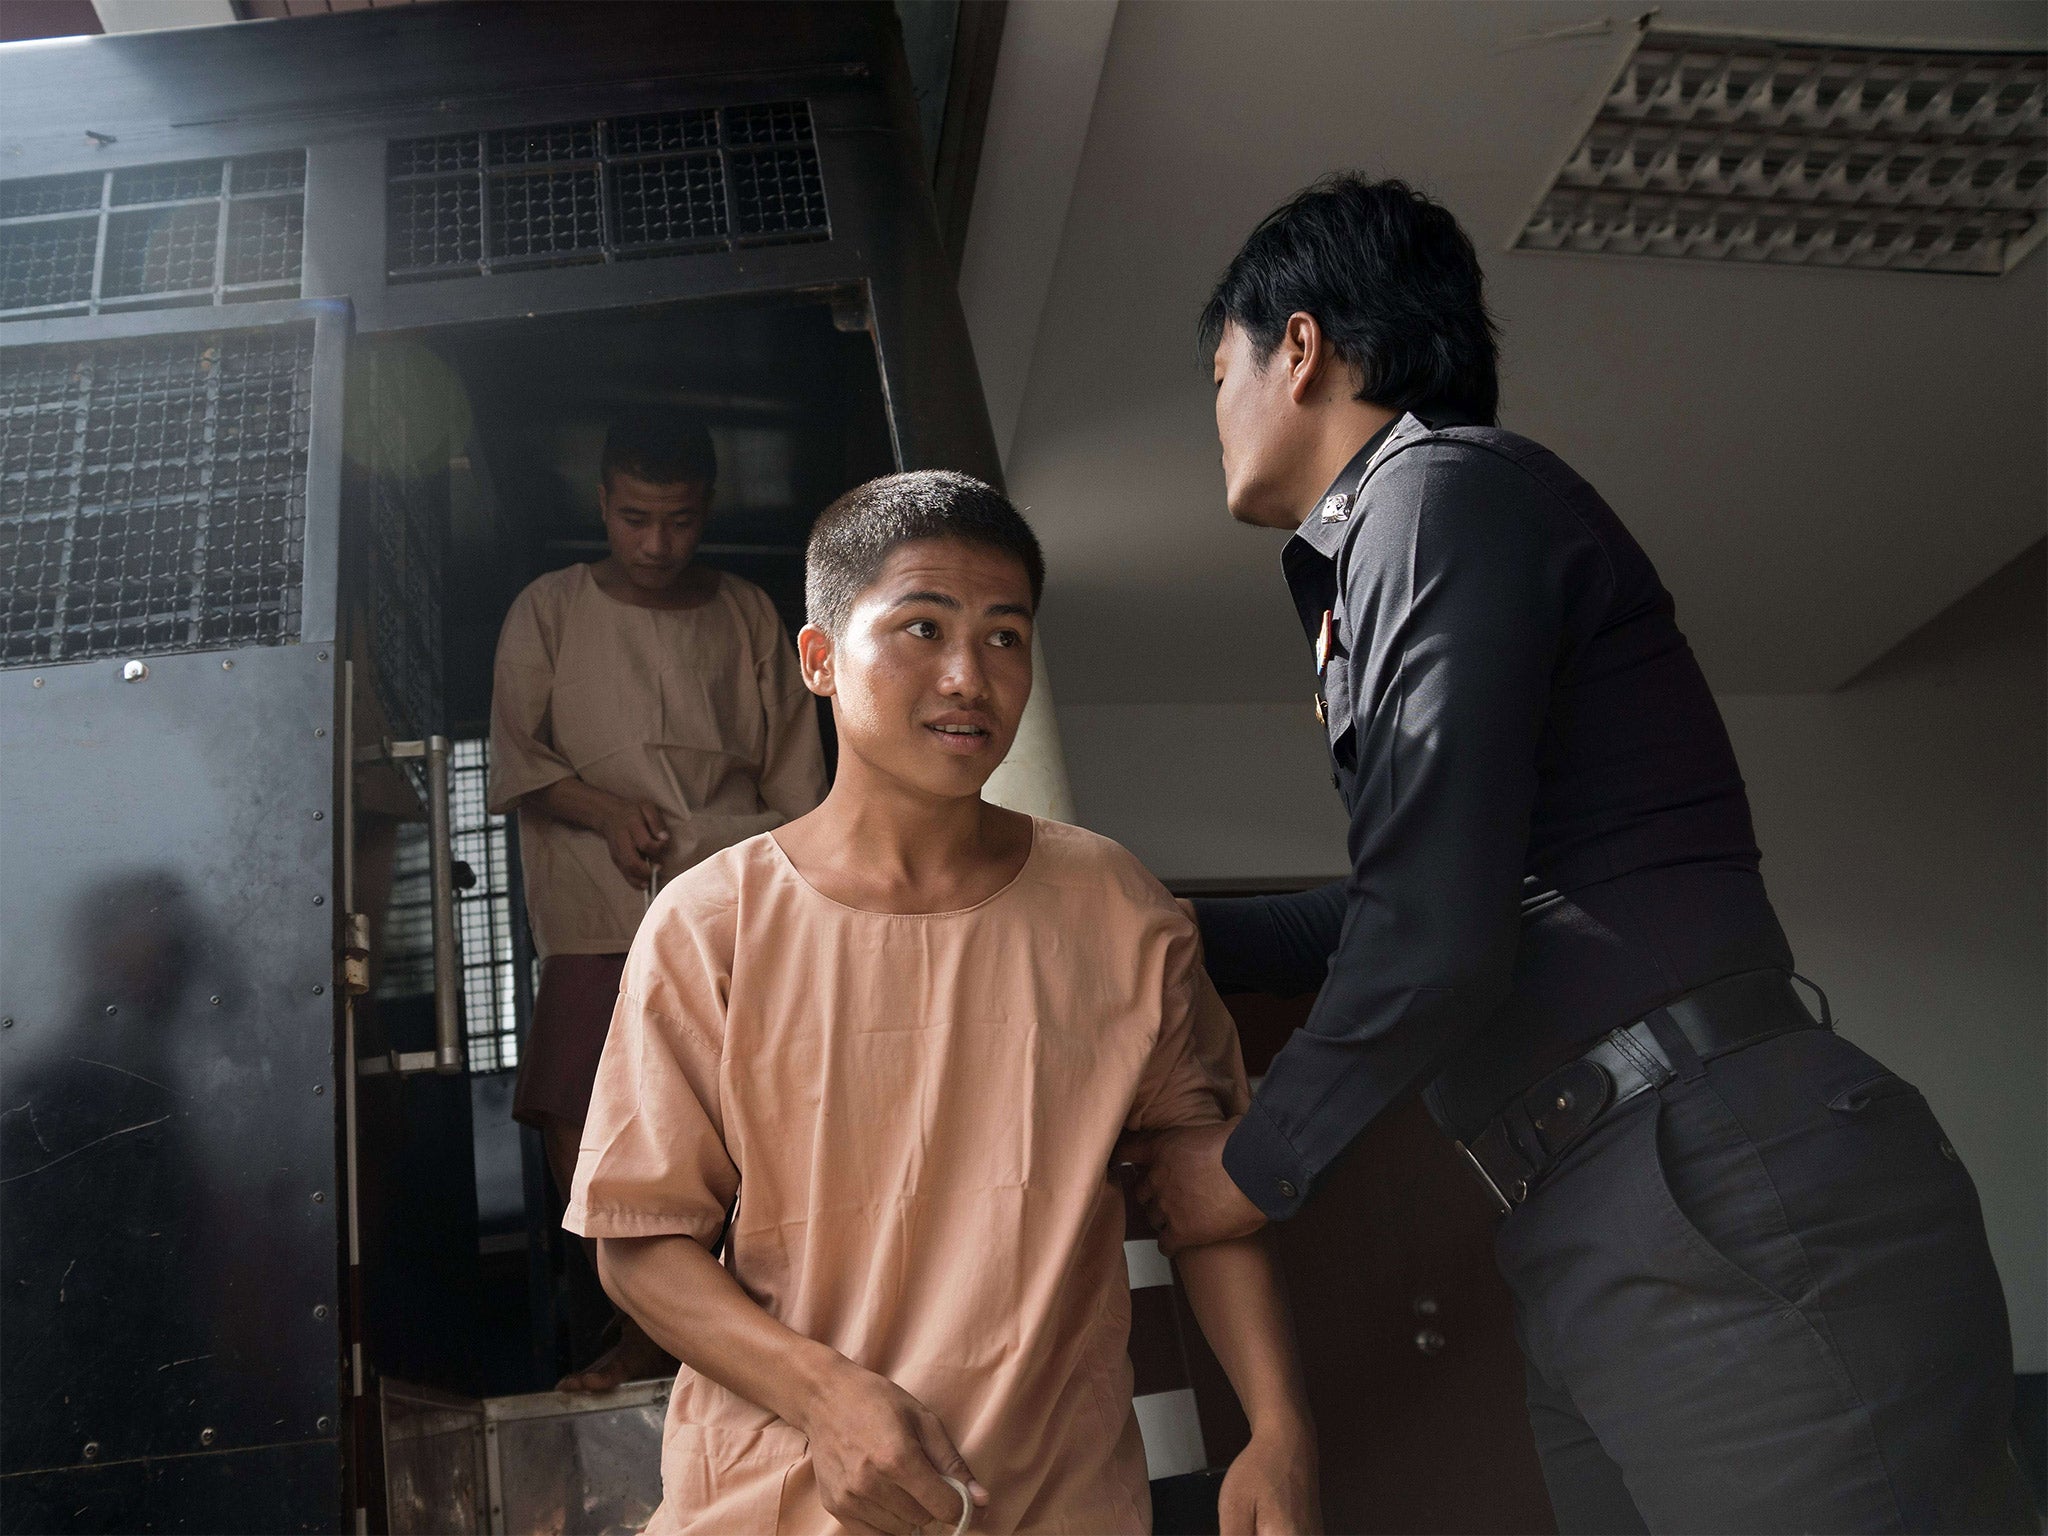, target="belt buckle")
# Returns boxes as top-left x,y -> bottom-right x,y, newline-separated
1453,1140 -> 1519,1214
